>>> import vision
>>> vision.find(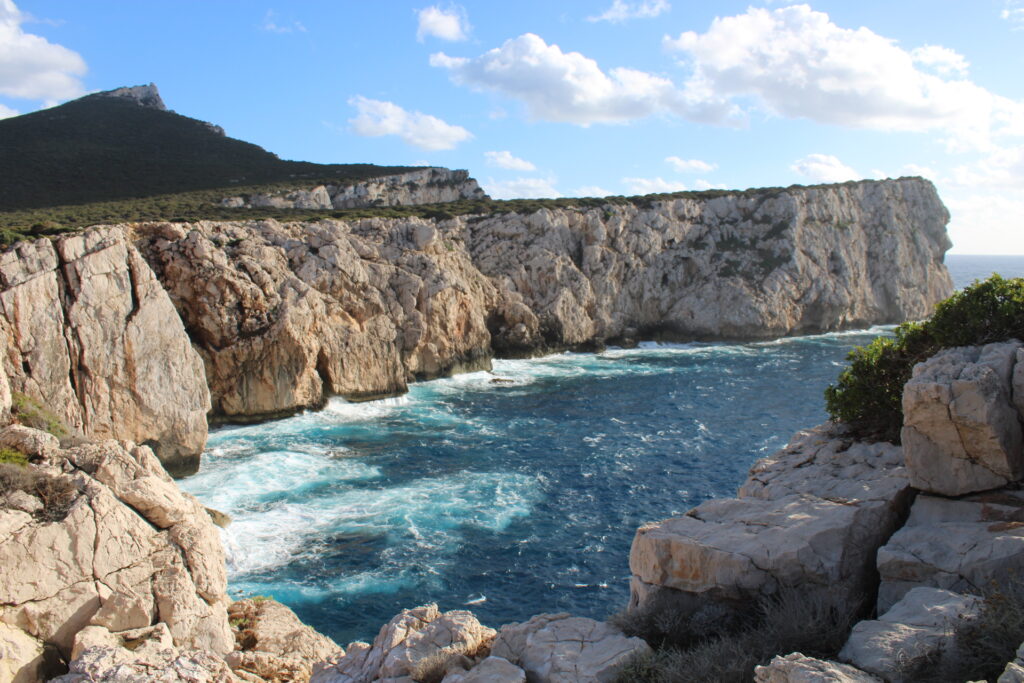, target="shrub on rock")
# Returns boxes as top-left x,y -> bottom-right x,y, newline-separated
826,275 -> 1024,442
